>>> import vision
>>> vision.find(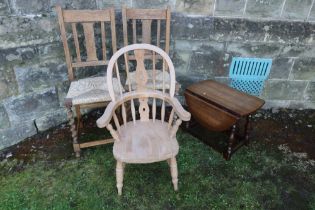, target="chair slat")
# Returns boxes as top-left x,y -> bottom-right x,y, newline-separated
165,7 -> 171,54
168,108 -> 174,129
132,19 -> 137,44
142,20 -> 152,44
122,104 -> 127,125
152,98 -> 156,122
131,99 -> 136,124
115,62 -> 123,97
71,23 -> 81,62
110,8 -> 117,53
157,20 -> 161,48
161,100 -> 165,122
113,112 -> 120,131
101,21 -> 107,61
82,23 -> 98,61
